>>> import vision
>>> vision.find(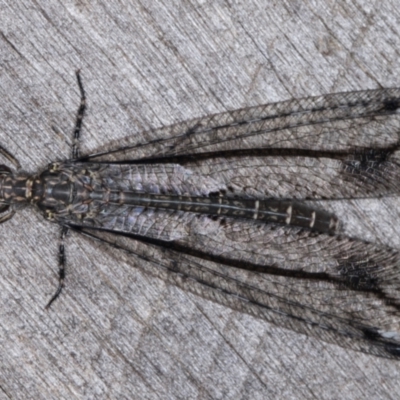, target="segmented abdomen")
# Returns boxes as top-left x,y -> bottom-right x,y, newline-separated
34,162 -> 338,234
